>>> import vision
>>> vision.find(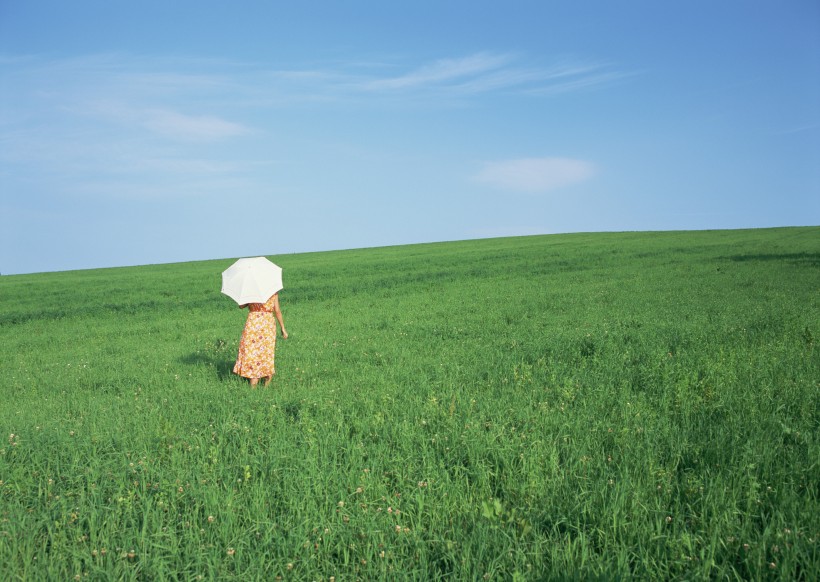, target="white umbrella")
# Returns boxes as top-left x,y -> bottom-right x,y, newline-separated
221,257 -> 283,305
